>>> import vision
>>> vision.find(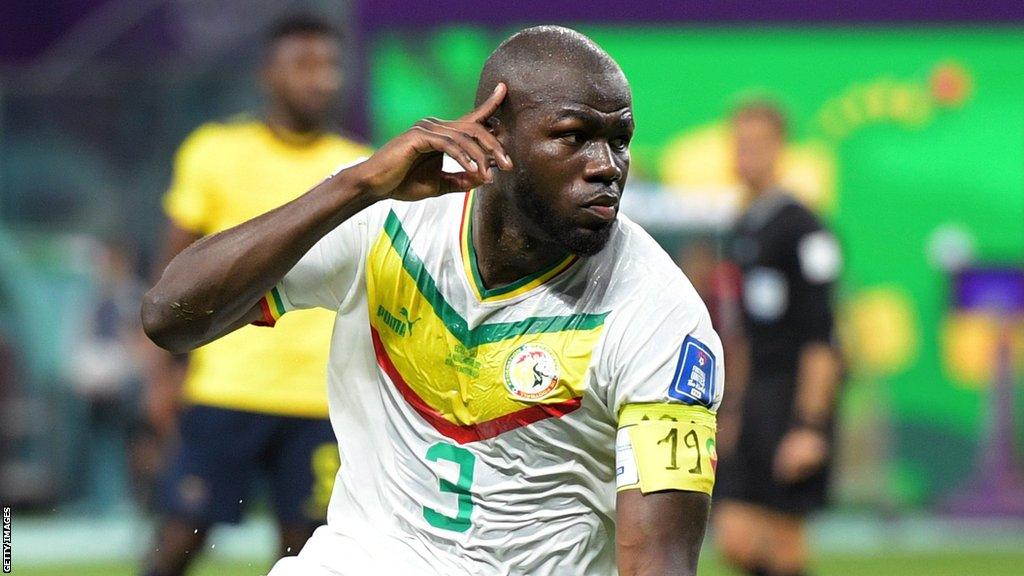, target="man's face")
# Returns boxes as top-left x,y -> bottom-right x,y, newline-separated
733,115 -> 783,188
499,70 -> 633,256
264,34 -> 342,131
